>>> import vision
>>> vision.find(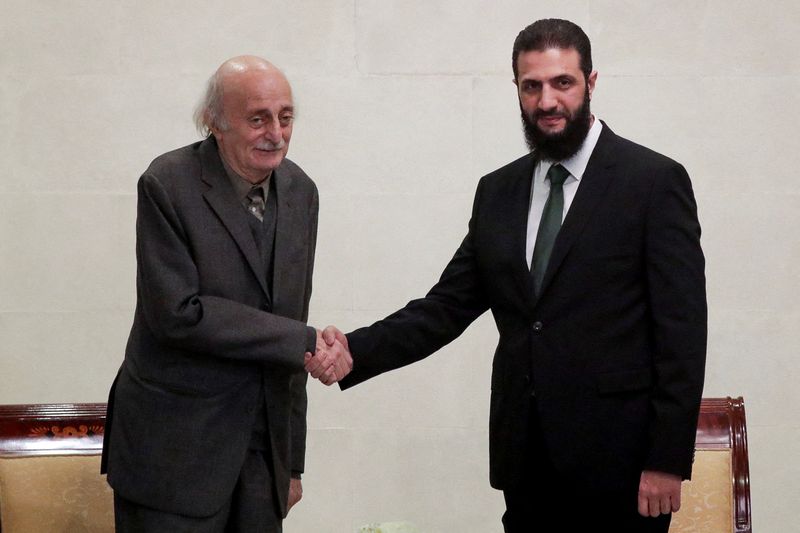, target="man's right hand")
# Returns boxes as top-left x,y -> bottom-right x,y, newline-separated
304,328 -> 352,385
